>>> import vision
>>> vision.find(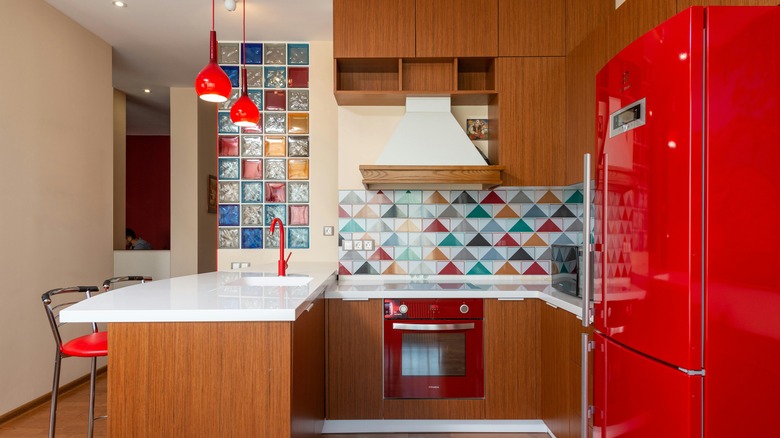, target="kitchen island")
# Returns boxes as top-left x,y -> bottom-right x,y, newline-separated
60,263 -> 337,438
